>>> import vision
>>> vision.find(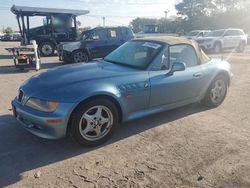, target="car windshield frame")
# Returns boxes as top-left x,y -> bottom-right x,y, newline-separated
104,40 -> 165,70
